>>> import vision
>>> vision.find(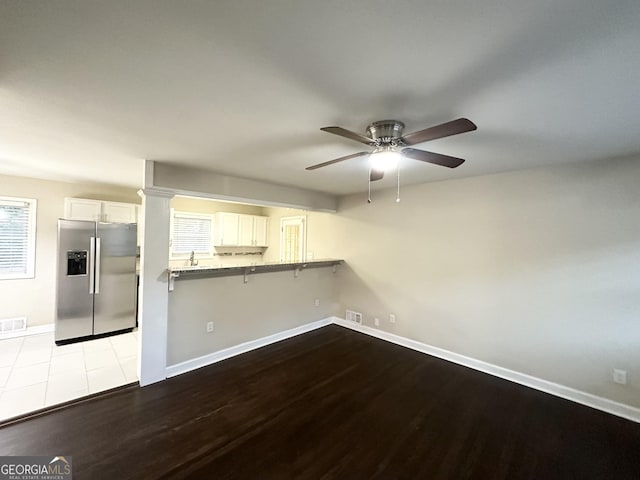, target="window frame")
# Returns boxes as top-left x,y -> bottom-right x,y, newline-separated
0,196 -> 37,280
169,209 -> 215,260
